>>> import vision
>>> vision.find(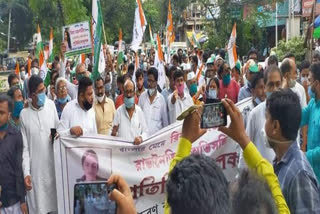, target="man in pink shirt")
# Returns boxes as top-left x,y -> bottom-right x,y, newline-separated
218,61 -> 240,103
